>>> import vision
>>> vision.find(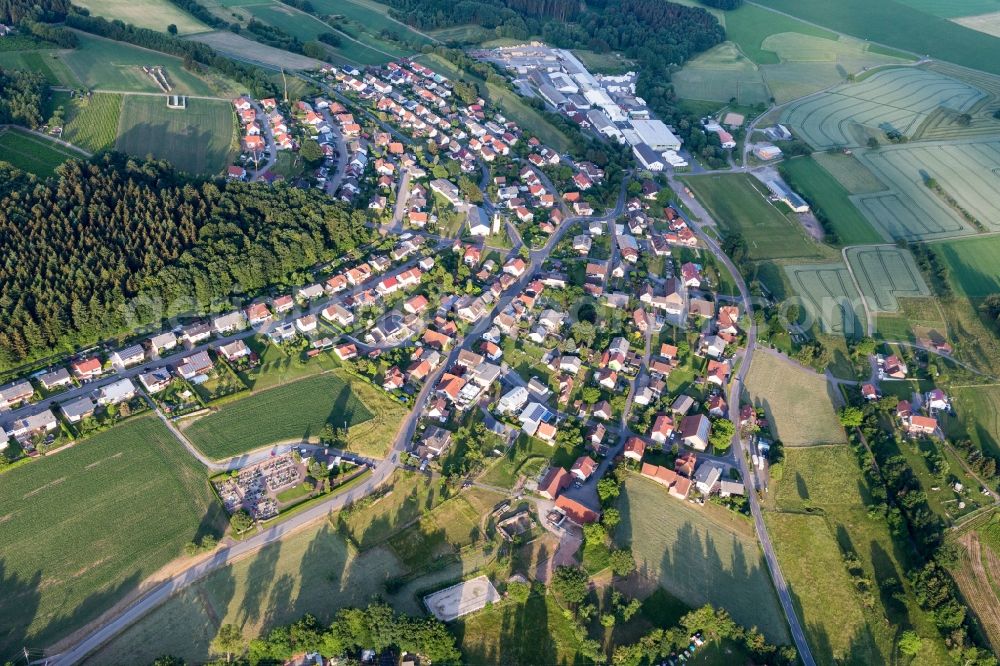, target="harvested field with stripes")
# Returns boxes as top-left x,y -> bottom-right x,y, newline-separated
853,140 -> 1000,240
782,68 -> 985,149
784,262 -> 865,336
844,246 -> 930,312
